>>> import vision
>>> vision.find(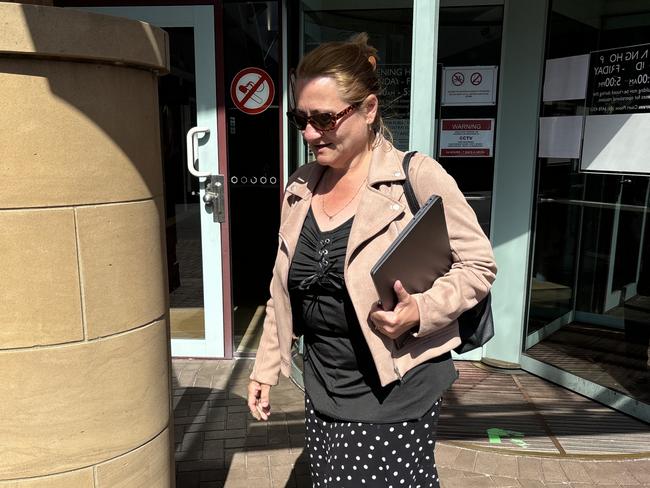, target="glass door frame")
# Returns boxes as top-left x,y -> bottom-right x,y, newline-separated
76,5 -> 226,358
